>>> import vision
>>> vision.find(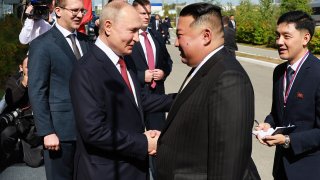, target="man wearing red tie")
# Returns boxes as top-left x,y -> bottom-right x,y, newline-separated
126,0 -> 173,132
125,1 -> 173,178
69,2 -> 174,180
